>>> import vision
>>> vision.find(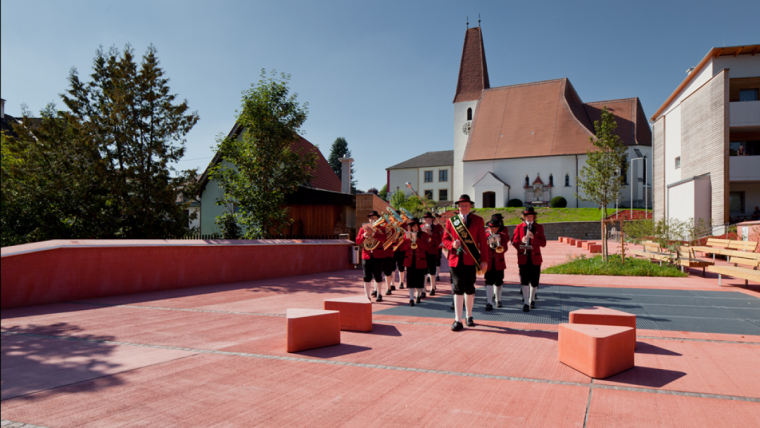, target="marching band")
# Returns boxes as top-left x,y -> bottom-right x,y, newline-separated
355,194 -> 548,331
